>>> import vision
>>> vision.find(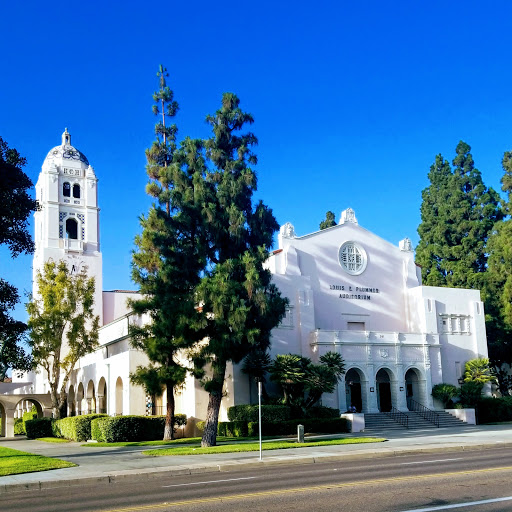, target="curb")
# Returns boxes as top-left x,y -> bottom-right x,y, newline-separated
2,440 -> 512,495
